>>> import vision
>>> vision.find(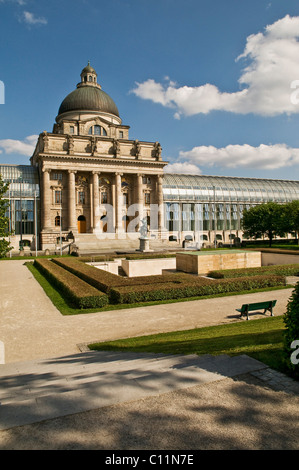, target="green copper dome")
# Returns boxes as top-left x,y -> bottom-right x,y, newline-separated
57,63 -> 119,118
58,86 -> 119,117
